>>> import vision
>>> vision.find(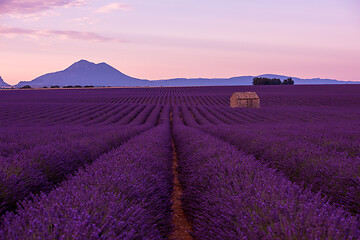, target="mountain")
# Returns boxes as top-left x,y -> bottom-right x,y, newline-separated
15,60 -> 150,87
256,74 -> 345,85
152,76 -> 254,86
153,75 -> 358,86
15,60 -> 358,87
0,76 -> 11,87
